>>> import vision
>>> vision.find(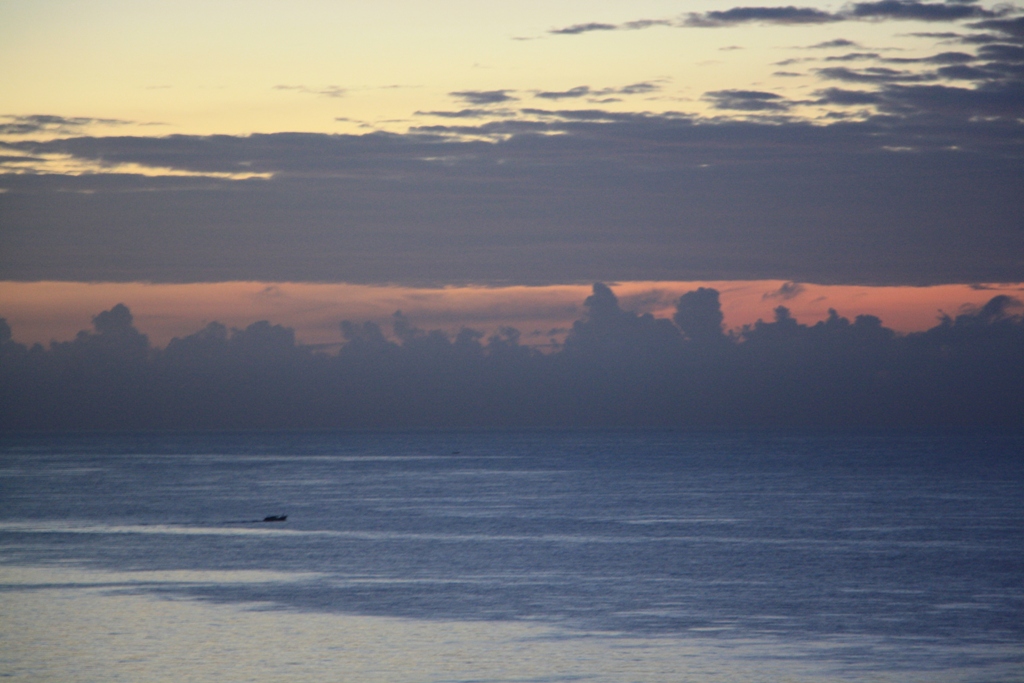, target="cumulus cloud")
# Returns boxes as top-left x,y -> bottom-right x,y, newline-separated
3,289 -> 1022,430
674,288 -> 728,345
955,293 -> 1024,320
